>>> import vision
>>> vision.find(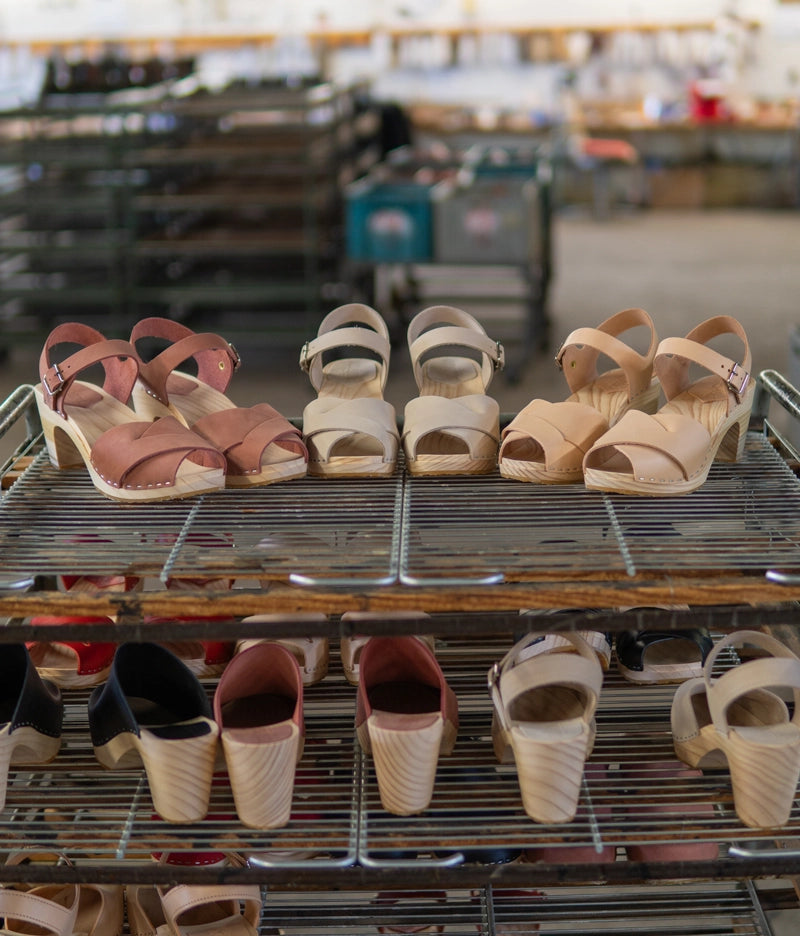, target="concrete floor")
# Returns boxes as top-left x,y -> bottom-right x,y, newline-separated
2,207 -> 800,932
